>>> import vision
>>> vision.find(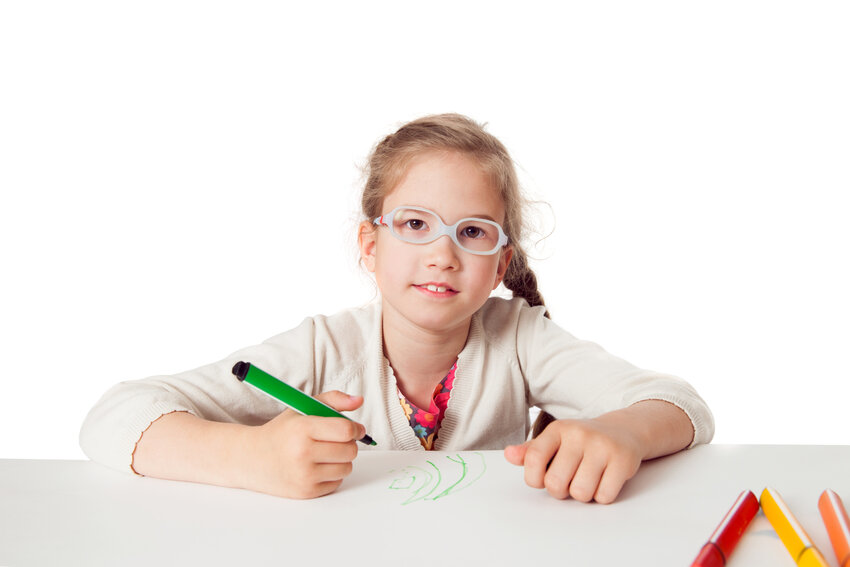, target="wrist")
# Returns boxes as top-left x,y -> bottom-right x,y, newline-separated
616,399 -> 695,460
213,420 -> 259,490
